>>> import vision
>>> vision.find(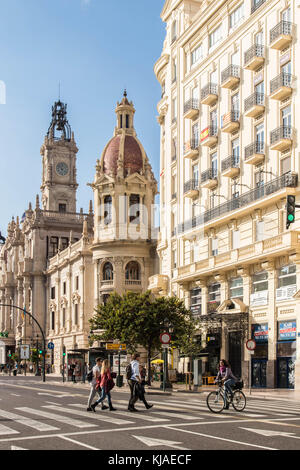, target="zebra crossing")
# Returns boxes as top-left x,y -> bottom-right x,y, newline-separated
0,396 -> 299,439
